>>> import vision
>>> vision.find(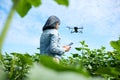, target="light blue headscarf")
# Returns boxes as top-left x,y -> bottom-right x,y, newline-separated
42,15 -> 60,31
